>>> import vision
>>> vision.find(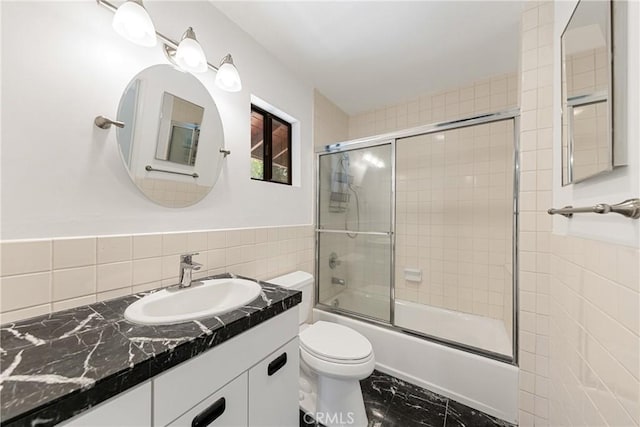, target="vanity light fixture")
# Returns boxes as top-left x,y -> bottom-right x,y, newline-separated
111,0 -> 156,47
97,0 -> 242,91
